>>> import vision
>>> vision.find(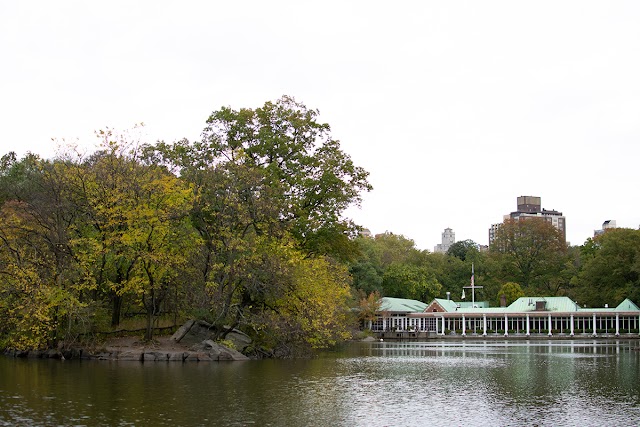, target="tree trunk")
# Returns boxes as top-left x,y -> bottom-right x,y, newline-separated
111,292 -> 122,327
145,309 -> 154,341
